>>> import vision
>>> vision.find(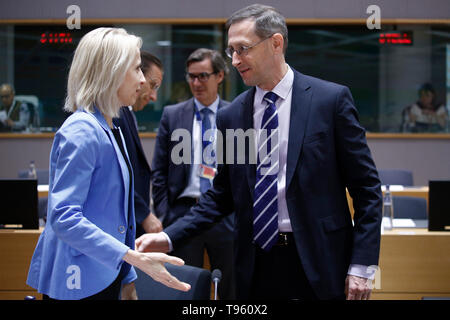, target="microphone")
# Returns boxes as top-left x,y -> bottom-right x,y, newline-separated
211,269 -> 222,300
